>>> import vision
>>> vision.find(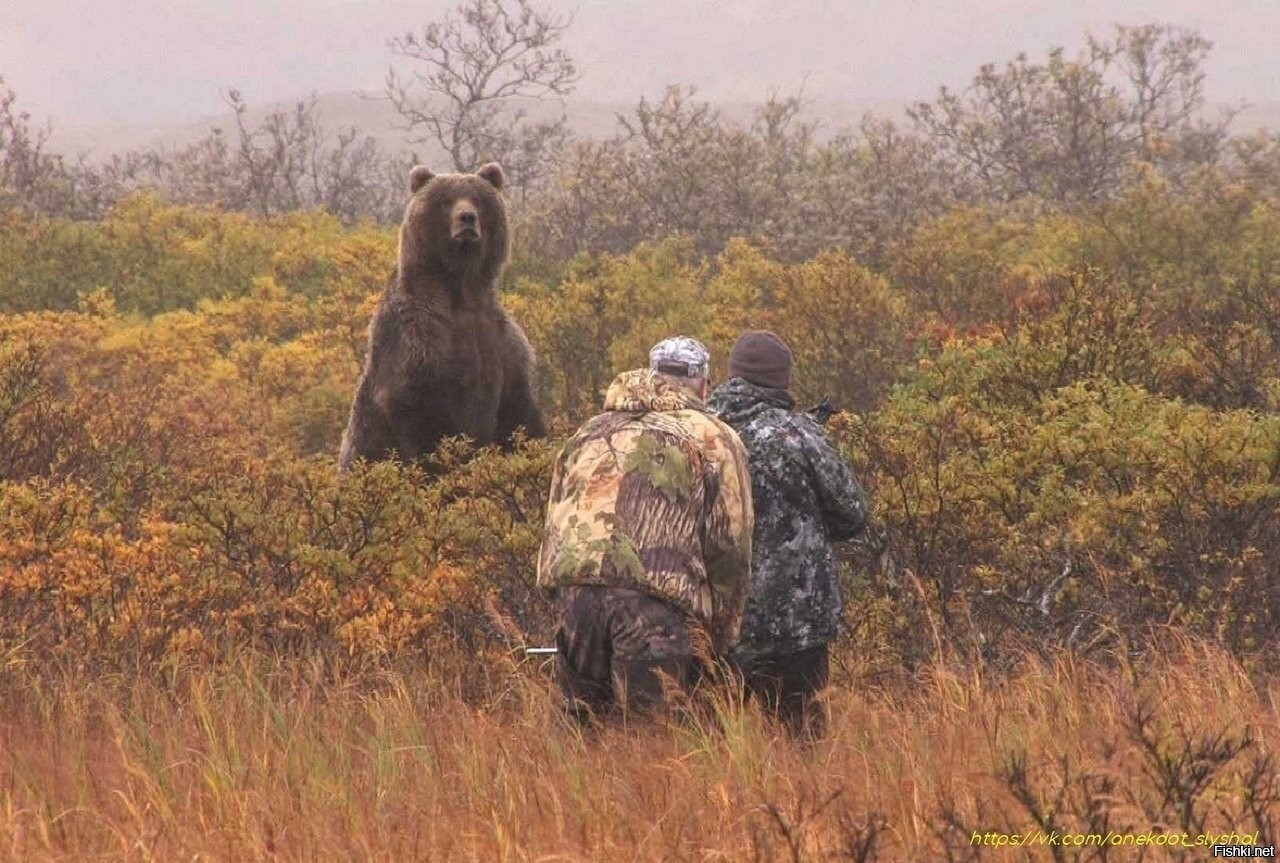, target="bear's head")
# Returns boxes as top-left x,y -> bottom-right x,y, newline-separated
398,162 -> 509,290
